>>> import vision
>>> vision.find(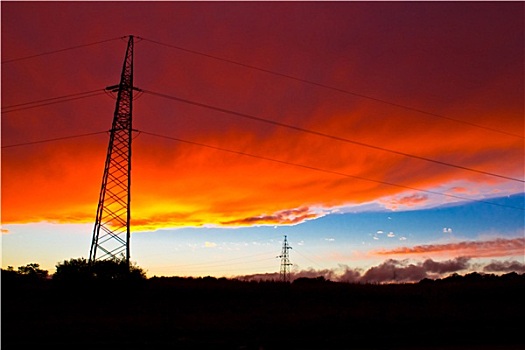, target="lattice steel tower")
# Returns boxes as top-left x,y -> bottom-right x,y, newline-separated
89,35 -> 137,266
278,235 -> 293,282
